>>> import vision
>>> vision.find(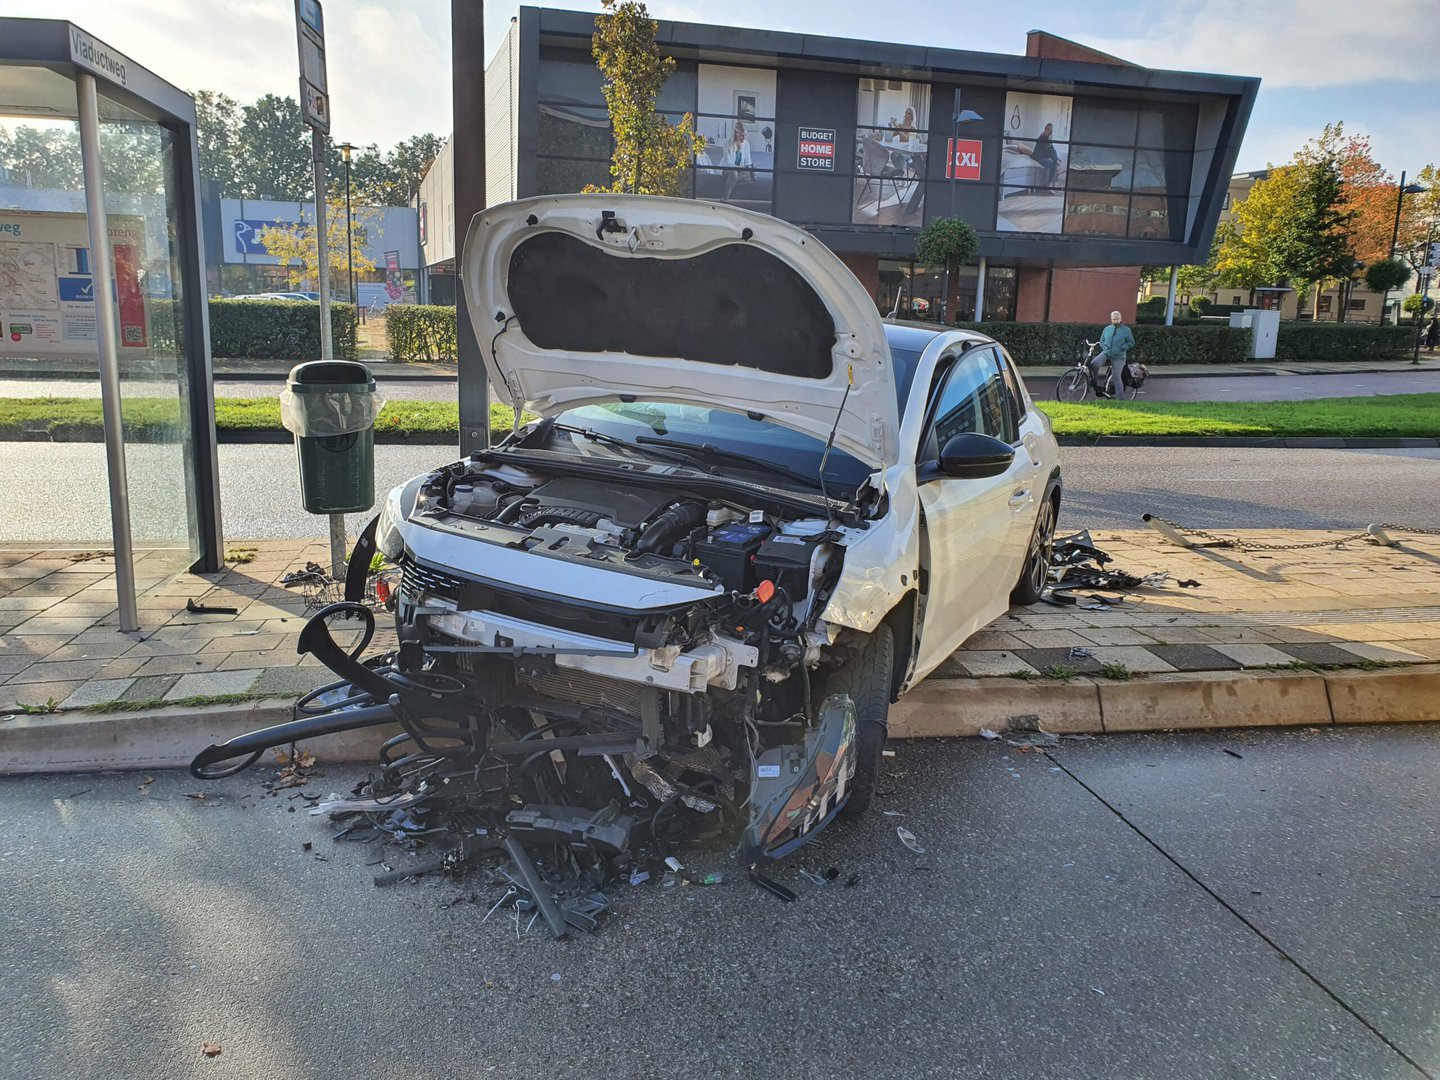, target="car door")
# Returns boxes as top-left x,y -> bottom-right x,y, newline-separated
996,347 -> 1050,575
912,348 -> 1031,680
